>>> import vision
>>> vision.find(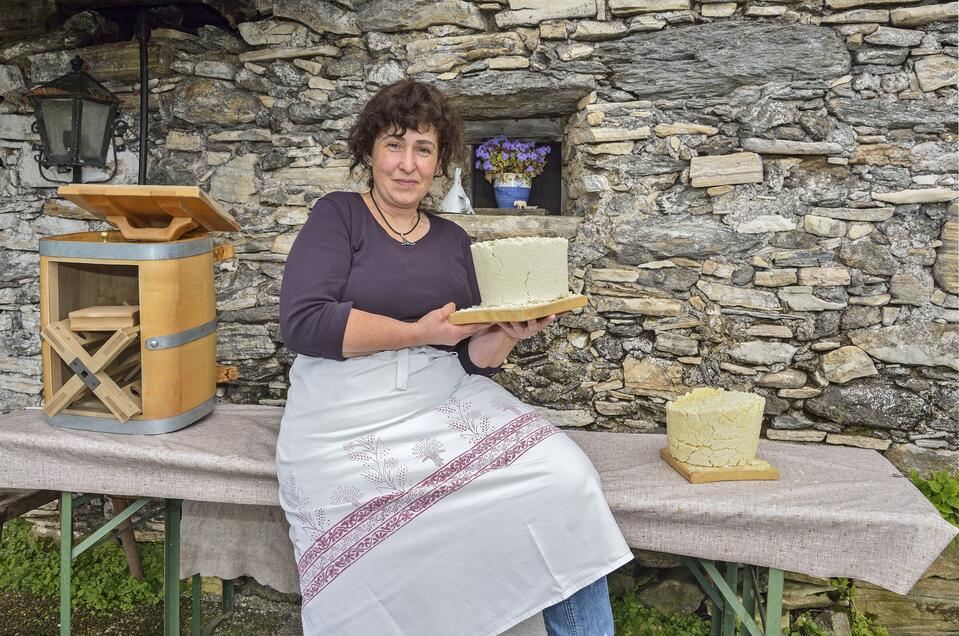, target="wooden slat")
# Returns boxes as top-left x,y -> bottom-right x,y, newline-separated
41,321 -> 142,421
88,325 -> 140,371
72,331 -> 111,347
42,320 -> 95,370
44,375 -> 89,417
69,305 -> 140,331
94,380 -> 140,423
40,259 -> 63,406
138,254 -> 216,419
